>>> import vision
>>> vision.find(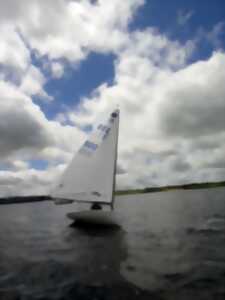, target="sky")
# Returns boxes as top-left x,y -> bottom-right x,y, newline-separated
0,0 -> 225,196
